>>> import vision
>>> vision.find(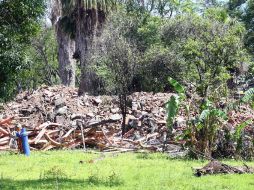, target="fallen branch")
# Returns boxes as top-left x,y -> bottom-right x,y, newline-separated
0,117 -> 14,125
0,127 -> 9,136
44,133 -> 62,147
194,160 -> 254,177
